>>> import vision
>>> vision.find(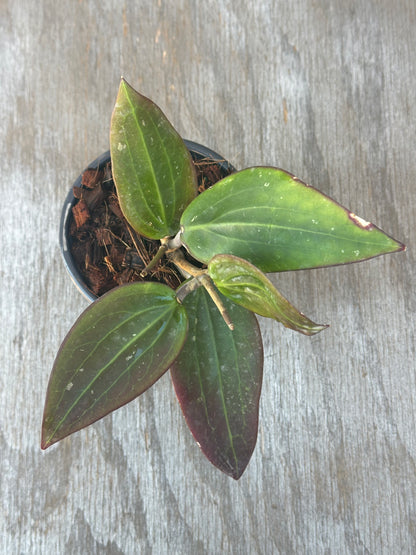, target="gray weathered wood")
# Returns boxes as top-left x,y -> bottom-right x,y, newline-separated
1,0 -> 415,552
